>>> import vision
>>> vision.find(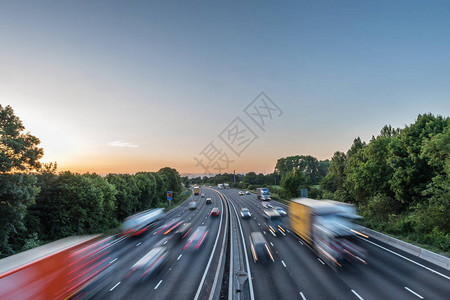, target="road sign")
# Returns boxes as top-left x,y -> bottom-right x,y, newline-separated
167,191 -> 173,201
236,270 -> 248,285
300,188 -> 308,198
